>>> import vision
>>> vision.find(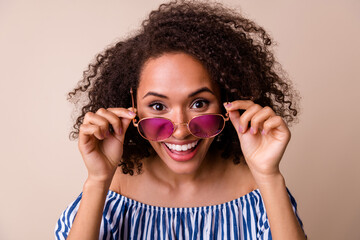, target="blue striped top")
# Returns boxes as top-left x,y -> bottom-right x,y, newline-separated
55,189 -> 303,240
